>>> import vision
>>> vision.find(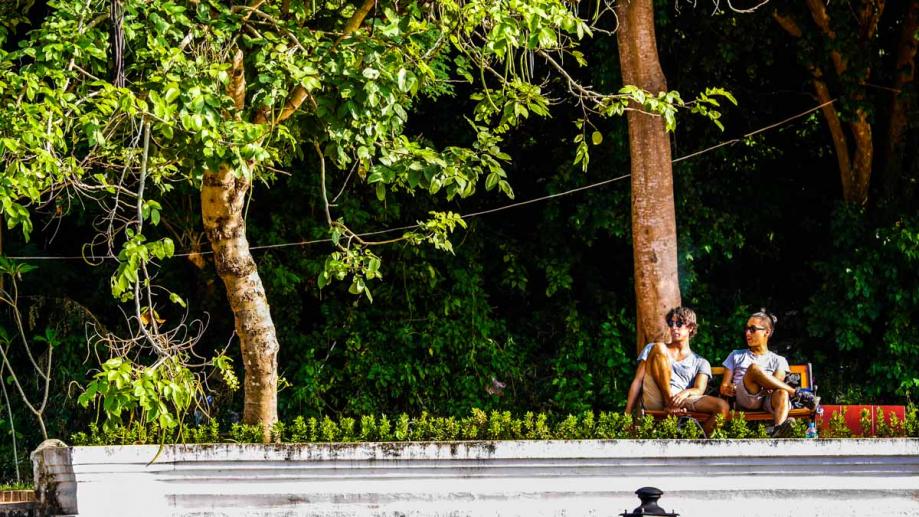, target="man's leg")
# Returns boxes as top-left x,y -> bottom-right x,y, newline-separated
645,343 -> 674,408
770,390 -> 791,426
741,364 -> 795,398
685,395 -> 730,435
